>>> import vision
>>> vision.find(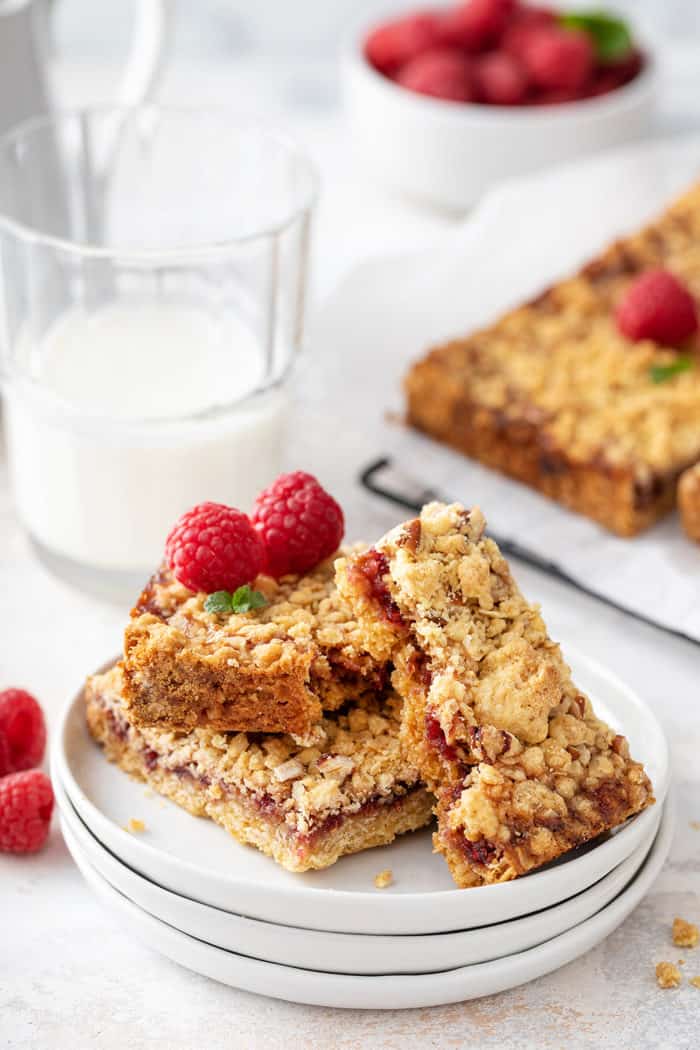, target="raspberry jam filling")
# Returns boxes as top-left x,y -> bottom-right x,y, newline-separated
351,549 -> 404,626
102,700 -> 420,851
460,836 -> 498,869
425,711 -> 459,763
132,567 -> 171,620
160,757 -> 422,857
